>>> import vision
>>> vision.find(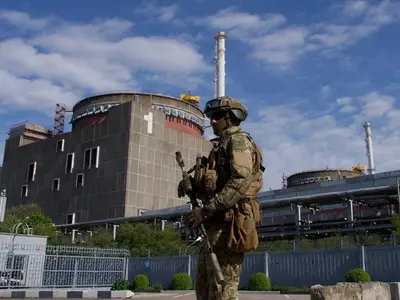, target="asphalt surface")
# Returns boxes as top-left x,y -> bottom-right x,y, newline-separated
3,292 -> 311,299
132,291 -> 311,299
